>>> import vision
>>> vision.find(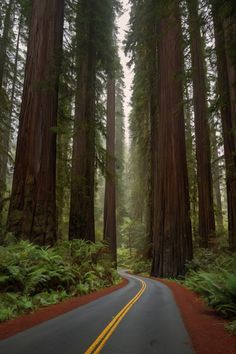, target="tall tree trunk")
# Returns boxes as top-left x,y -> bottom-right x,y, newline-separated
223,8 -> 236,145
7,0 -> 64,245
152,1 -> 193,277
187,0 -> 215,248
69,1 -> 96,242
212,2 -> 236,250
148,24 -> 158,259
185,87 -> 198,241
104,77 -> 117,264
0,0 -> 14,87
0,0 -> 14,233
0,14 -> 22,238
211,121 -> 224,231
